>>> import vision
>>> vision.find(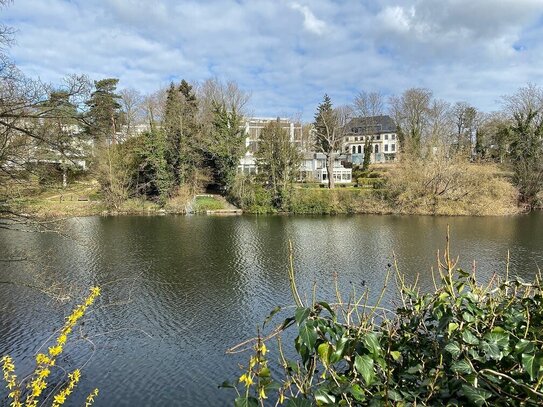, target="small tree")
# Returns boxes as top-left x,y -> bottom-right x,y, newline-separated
255,119 -> 301,209
313,95 -> 349,189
